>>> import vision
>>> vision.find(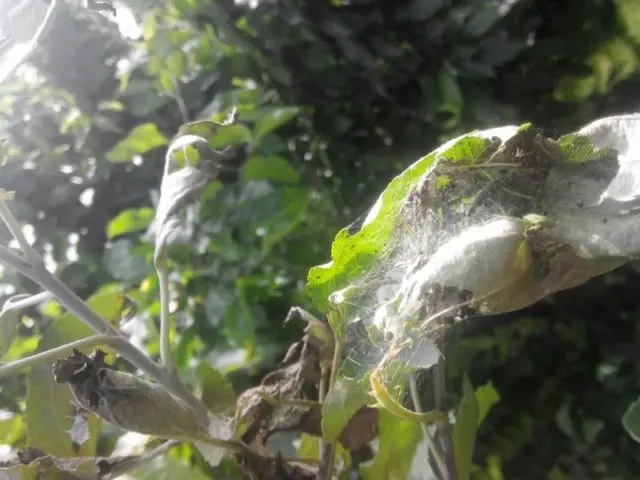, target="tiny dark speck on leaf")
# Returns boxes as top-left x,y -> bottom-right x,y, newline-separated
602,218 -> 608,224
